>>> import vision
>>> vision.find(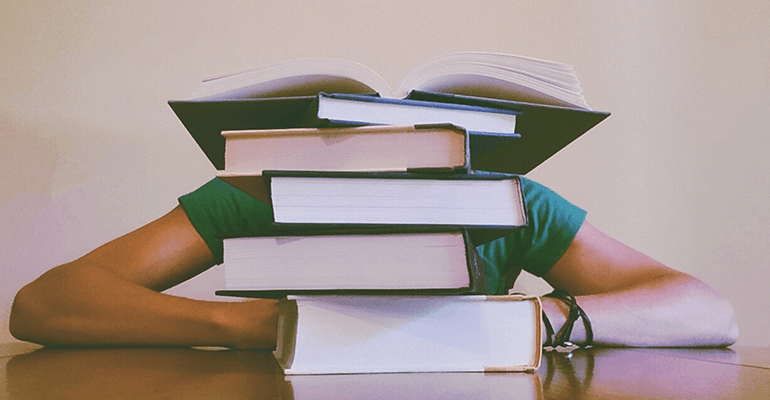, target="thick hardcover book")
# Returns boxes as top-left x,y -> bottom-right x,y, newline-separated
273,294 -> 543,375
263,170 -> 528,230
220,124 -> 471,174
215,171 -> 527,245
303,92 -> 521,137
215,228 -> 488,298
